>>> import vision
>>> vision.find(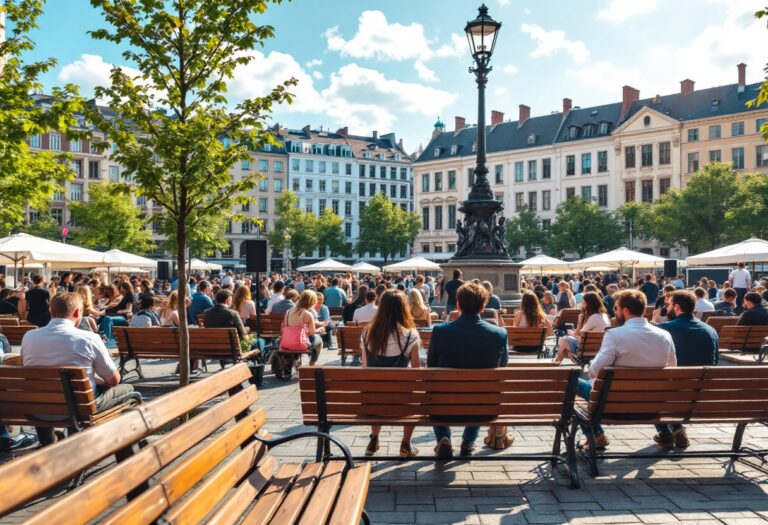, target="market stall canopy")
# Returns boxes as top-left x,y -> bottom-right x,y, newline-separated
351,262 -> 381,274
0,233 -> 104,269
686,238 -> 768,266
519,254 -> 569,274
189,258 -> 223,271
383,257 -> 442,273
101,249 -> 158,269
569,247 -> 668,269
296,258 -> 353,272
